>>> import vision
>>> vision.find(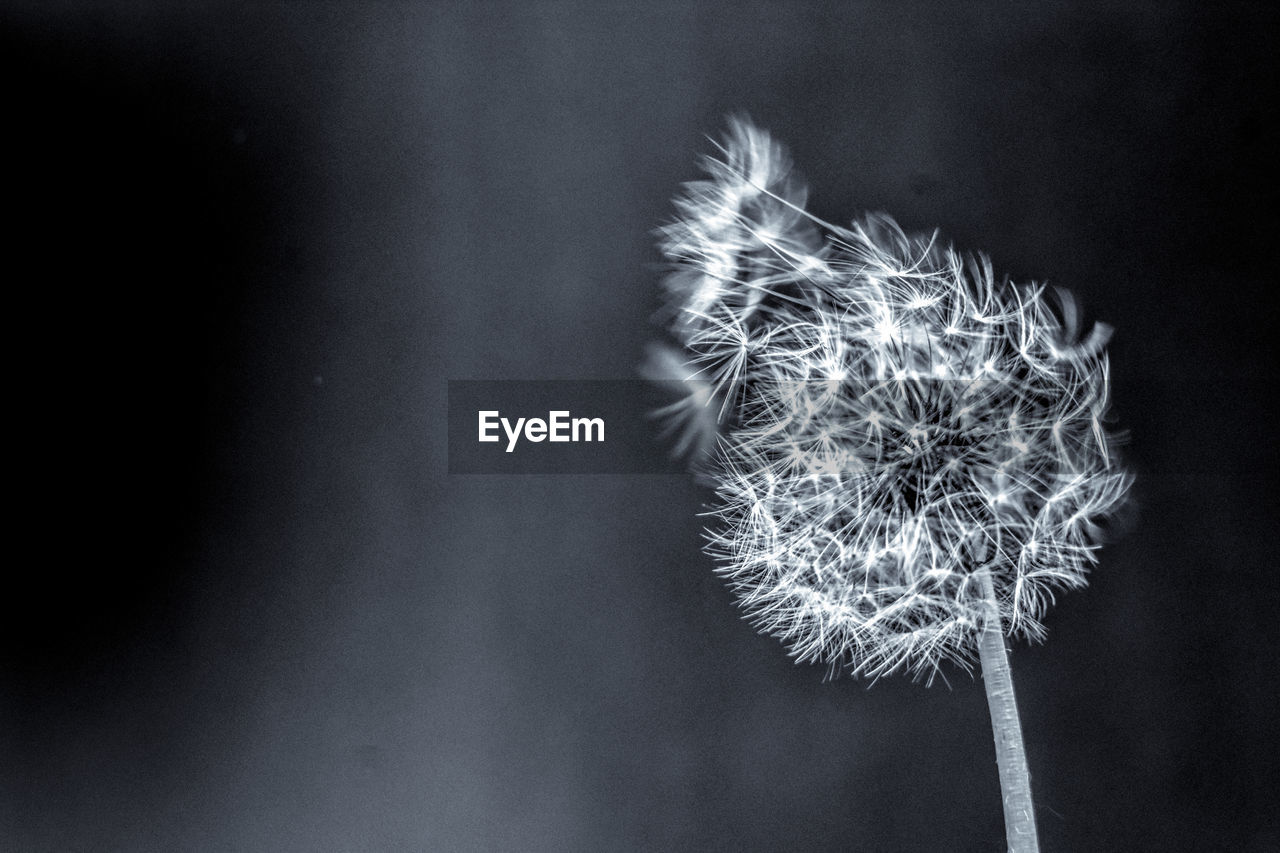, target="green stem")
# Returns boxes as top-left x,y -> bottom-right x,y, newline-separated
977,572 -> 1040,853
